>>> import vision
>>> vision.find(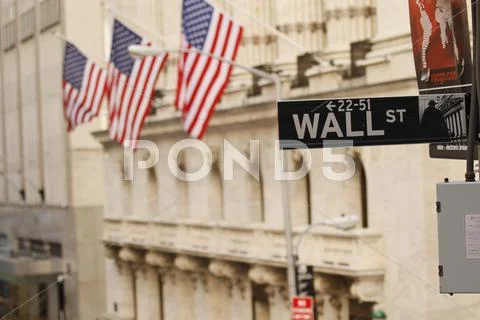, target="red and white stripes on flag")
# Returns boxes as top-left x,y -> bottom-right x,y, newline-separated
175,0 -> 243,139
63,42 -> 107,131
107,19 -> 168,148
